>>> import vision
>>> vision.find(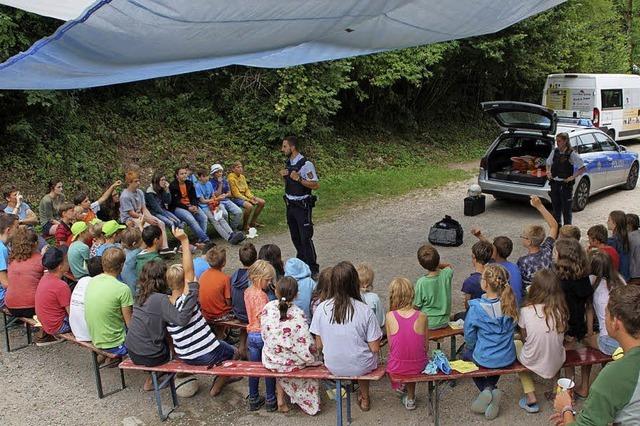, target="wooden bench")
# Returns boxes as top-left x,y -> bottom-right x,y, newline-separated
58,333 -> 126,398
209,318 -> 248,330
120,359 -> 386,424
2,308 -> 38,352
388,347 -> 612,426
428,326 -> 464,358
